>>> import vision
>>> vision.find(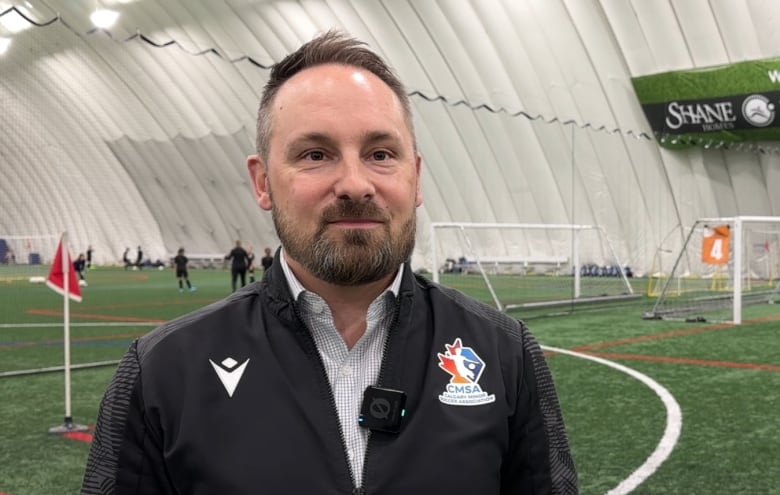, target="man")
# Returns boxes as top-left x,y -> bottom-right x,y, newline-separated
135,245 -> 143,270
81,30 -> 577,494
224,239 -> 250,291
121,247 -> 131,270
260,246 -> 273,272
246,245 -> 256,283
